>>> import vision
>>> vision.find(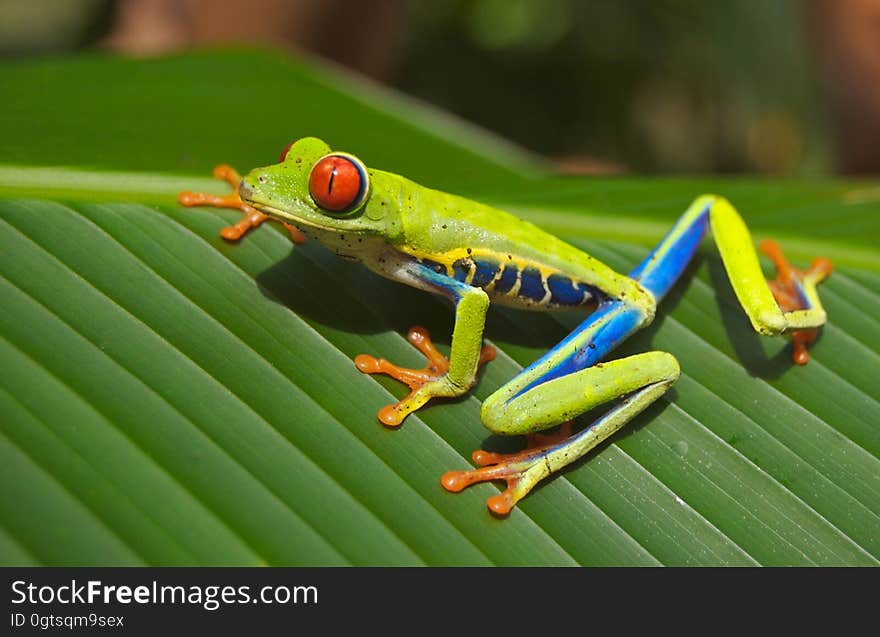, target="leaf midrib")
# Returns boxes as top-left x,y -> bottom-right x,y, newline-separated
1,165 -> 876,271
